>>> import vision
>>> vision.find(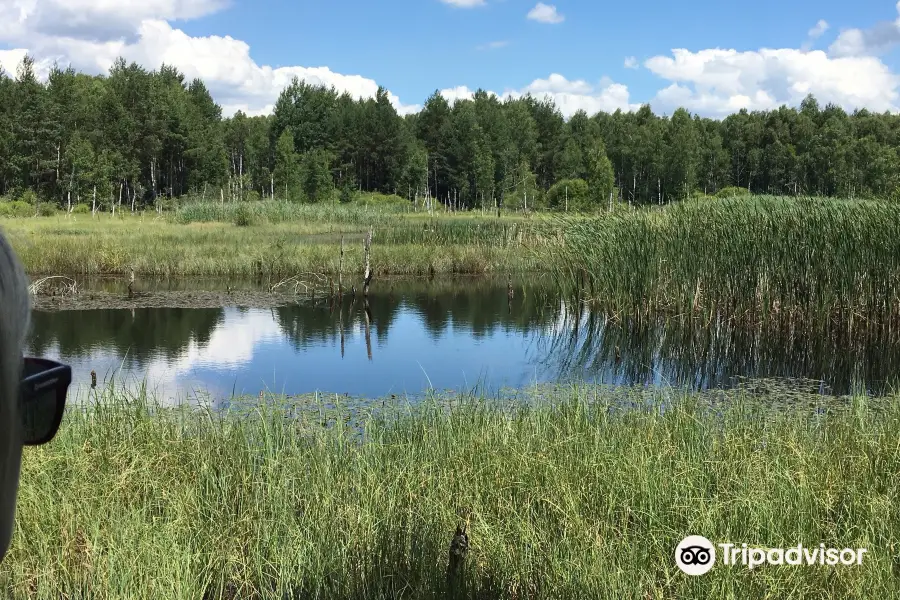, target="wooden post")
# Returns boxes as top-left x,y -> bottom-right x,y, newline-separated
339,235 -> 344,300
364,299 -> 372,361
363,228 -> 373,297
446,524 -> 469,597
